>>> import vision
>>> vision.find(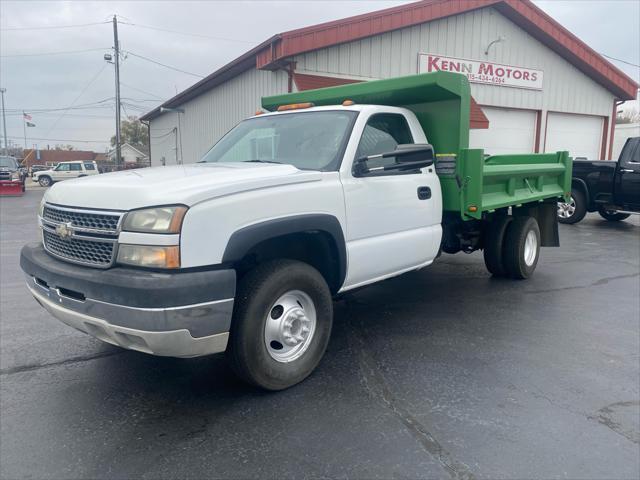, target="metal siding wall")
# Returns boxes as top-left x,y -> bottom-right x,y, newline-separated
293,7 -> 614,117
149,68 -> 288,165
